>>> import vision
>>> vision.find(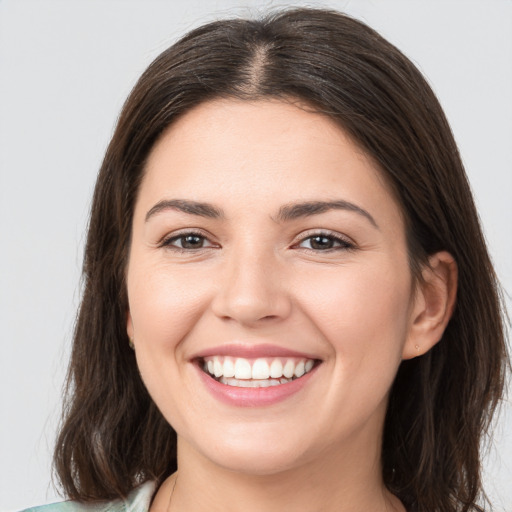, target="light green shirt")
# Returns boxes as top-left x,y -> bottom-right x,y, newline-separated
20,481 -> 156,512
